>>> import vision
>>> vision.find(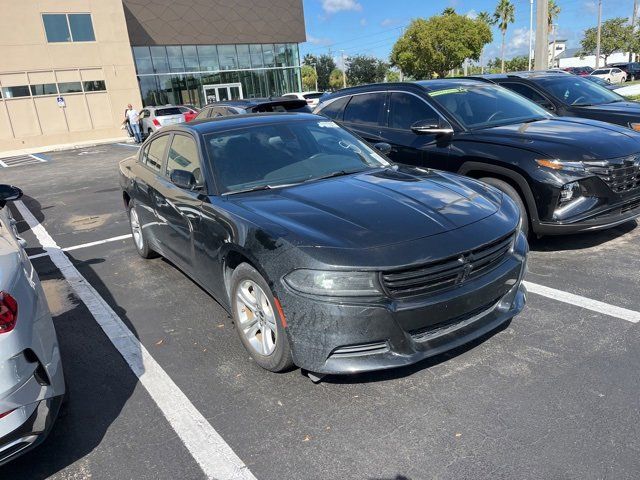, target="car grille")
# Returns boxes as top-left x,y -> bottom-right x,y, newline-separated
381,232 -> 515,298
585,155 -> 640,194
